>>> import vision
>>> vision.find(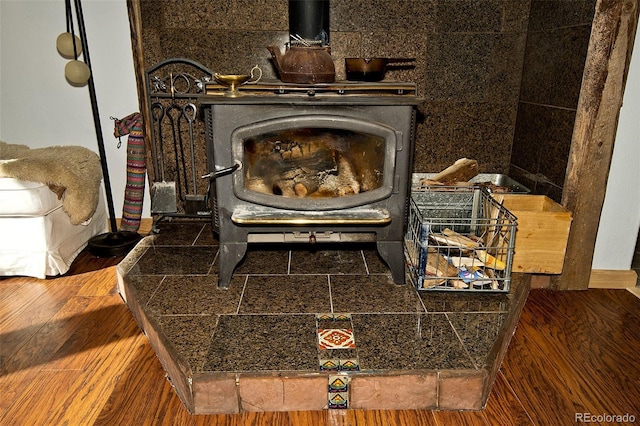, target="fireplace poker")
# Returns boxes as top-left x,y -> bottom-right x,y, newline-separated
183,103 -> 208,214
